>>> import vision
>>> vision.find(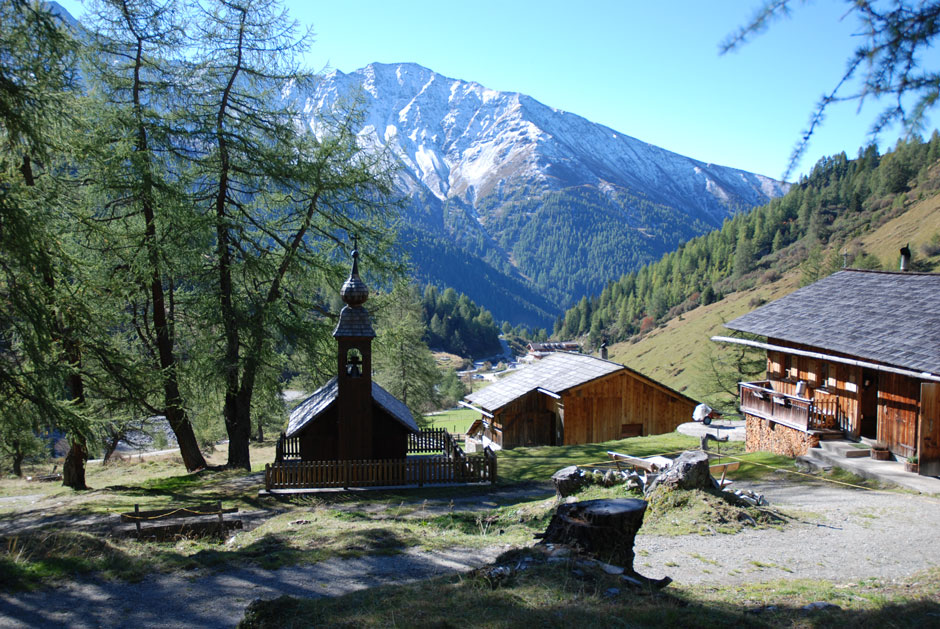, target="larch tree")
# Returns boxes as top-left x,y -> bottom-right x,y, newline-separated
0,0 -> 94,488
373,281 -> 441,425
190,0 -> 399,469
79,0 -> 208,471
